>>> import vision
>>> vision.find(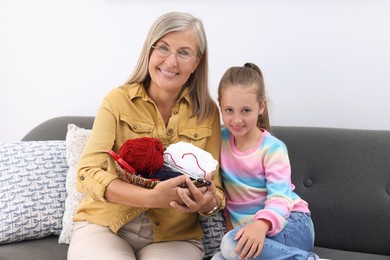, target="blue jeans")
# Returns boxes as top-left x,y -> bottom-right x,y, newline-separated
211,212 -> 319,260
